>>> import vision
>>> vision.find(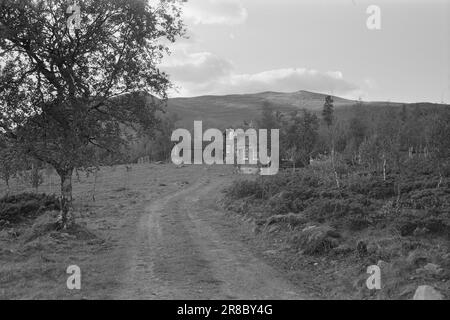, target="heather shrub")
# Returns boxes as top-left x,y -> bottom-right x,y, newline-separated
0,193 -> 60,224
292,225 -> 341,255
347,175 -> 396,199
224,180 -> 263,199
393,209 -> 450,237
